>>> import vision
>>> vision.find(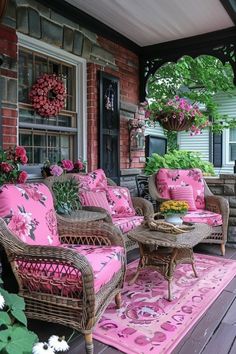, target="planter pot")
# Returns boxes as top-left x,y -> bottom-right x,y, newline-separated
157,115 -> 195,132
165,214 -> 183,226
